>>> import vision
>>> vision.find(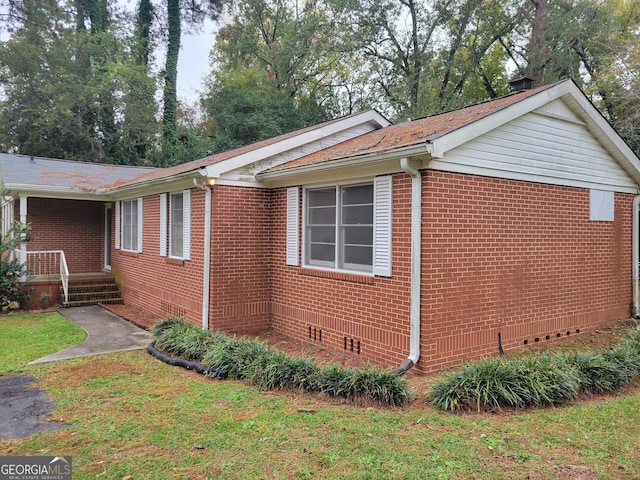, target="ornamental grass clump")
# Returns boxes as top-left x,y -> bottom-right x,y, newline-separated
152,317 -> 225,361
429,325 -> 640,412
315,364 -> 410,407
151,318 -> 412,406
427,355 -> 579,412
